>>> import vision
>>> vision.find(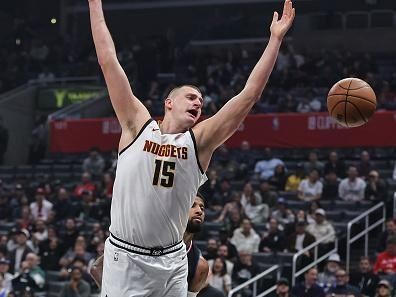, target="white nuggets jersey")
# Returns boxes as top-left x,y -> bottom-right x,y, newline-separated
109,119 -> 207,248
